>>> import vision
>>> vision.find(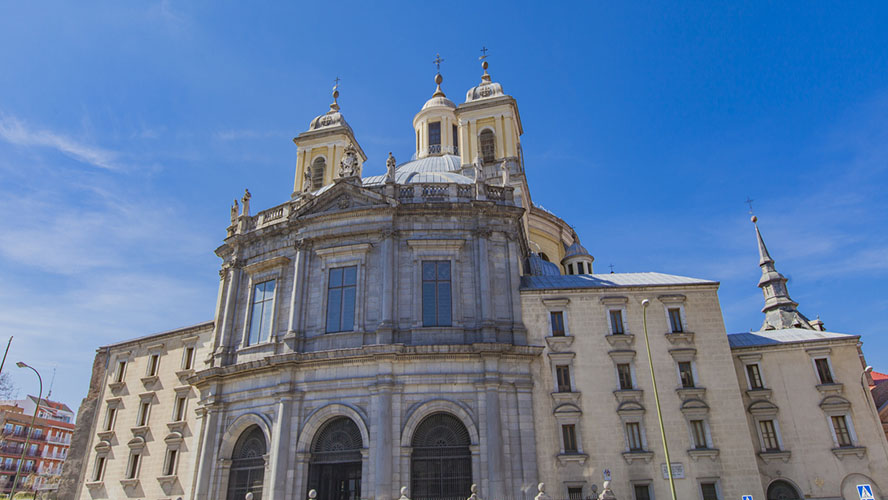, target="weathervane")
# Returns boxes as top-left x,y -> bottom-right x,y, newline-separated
433,53 -> 444,72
